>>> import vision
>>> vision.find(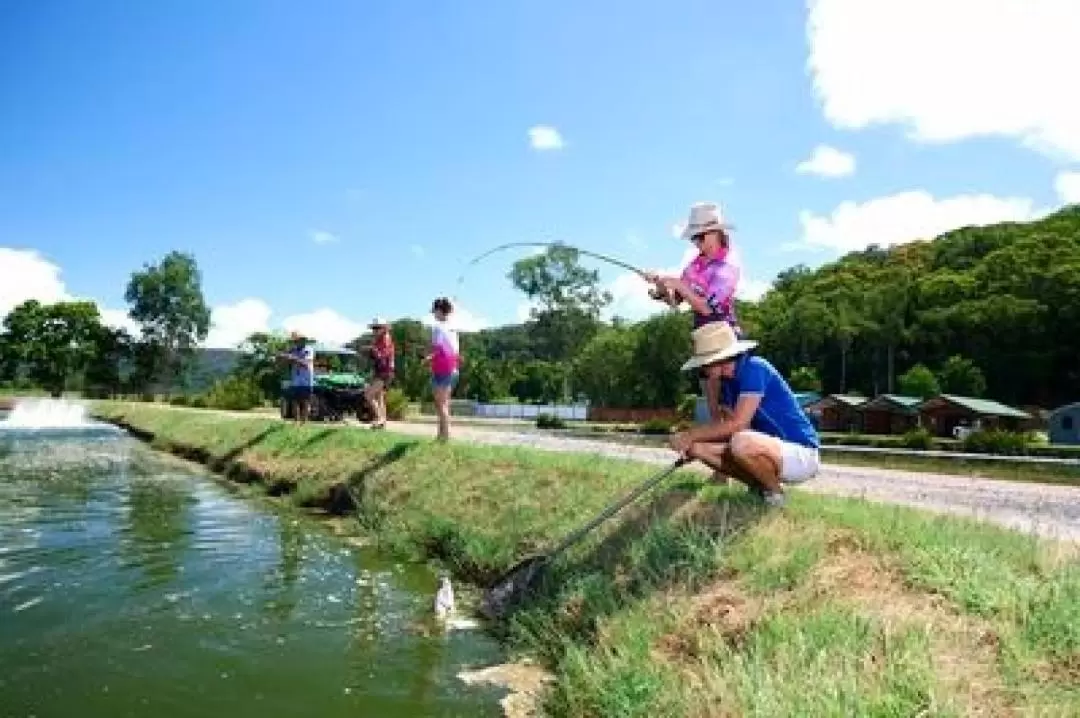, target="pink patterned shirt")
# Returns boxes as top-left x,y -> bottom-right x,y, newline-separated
680,252 -> 740,330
